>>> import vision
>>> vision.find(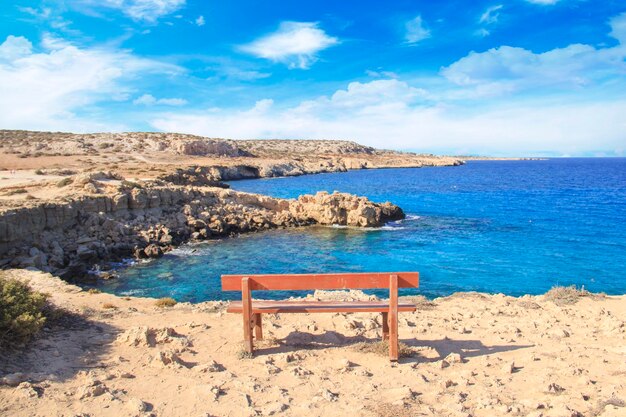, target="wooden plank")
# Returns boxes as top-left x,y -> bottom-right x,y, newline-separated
254,313 -> 263,340
388,274 -> 399,361
222,272 -> 419,291
227,300 -> 417,314
241,277 -> 253,353
381,312 -> 389,340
